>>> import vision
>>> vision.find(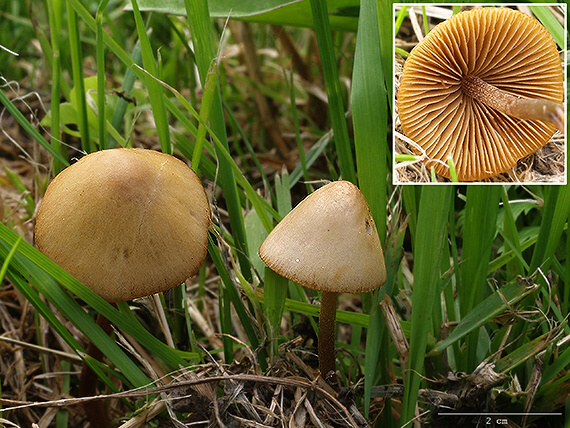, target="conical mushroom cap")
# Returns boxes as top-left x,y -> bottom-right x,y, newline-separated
35,148 -> 211,302
259,181 -> 386,293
